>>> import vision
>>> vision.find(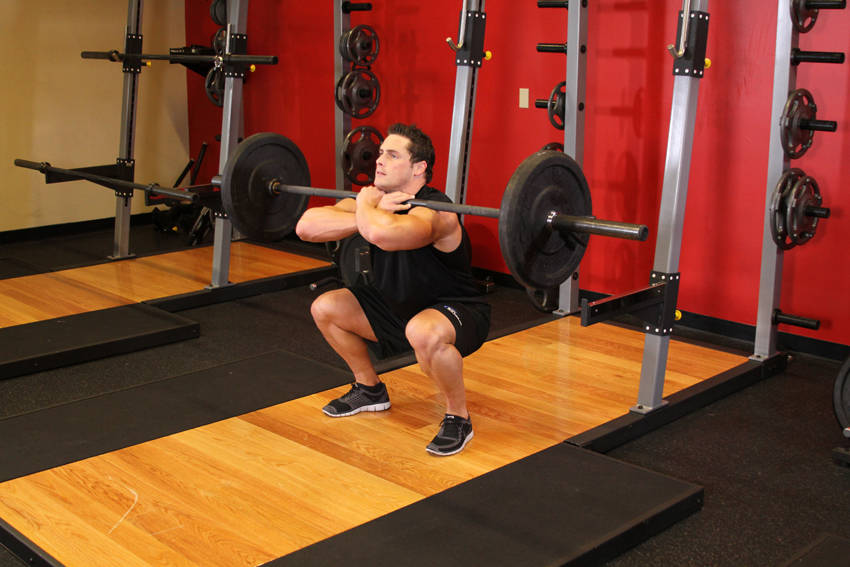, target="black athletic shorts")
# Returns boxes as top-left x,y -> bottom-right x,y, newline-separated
349,286 -> 491,360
